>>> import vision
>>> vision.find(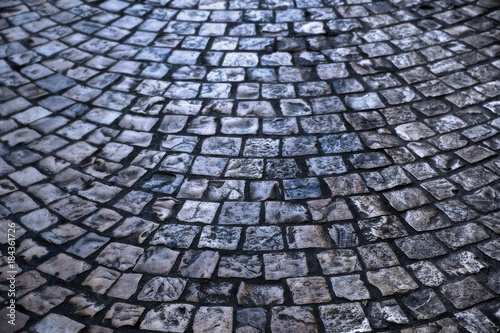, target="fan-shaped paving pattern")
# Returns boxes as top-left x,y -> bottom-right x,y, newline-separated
0,0 -> 500,332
